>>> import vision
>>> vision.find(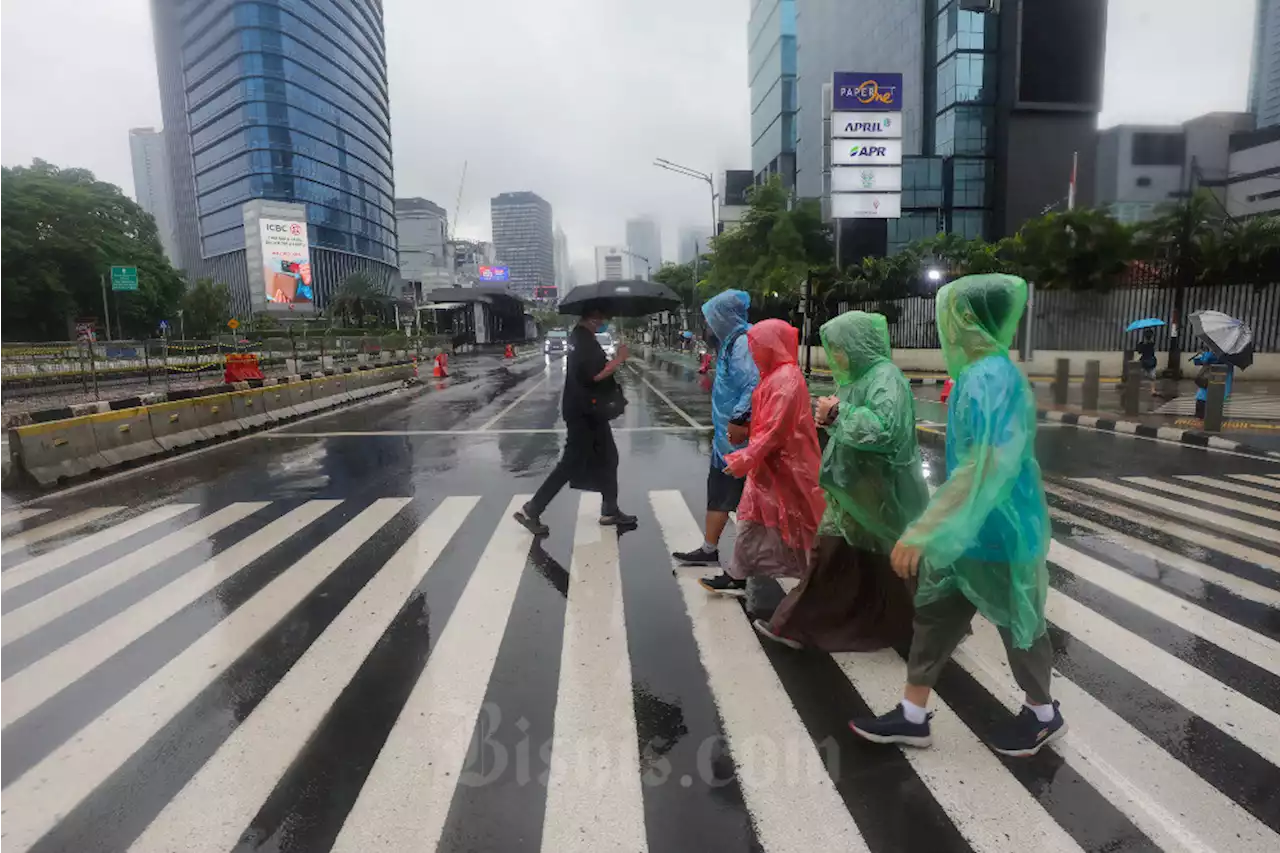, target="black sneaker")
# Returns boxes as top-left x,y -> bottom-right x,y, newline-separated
698,573 -> 746,597
673,546 -> 720,566
849,705 -> 933,748
599,510 -> 638,527
514,503 -> 549,537
988,701 -> 1067,758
